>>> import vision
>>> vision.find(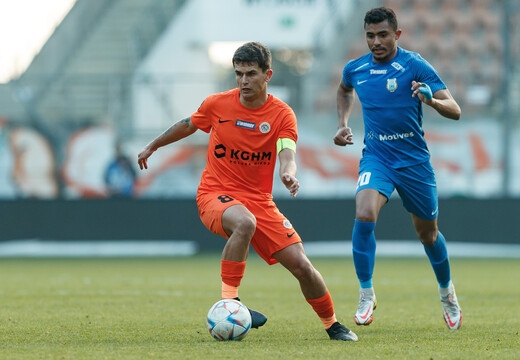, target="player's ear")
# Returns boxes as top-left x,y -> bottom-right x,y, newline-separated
395,29 -> 402,40
265,69 -> 273,82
